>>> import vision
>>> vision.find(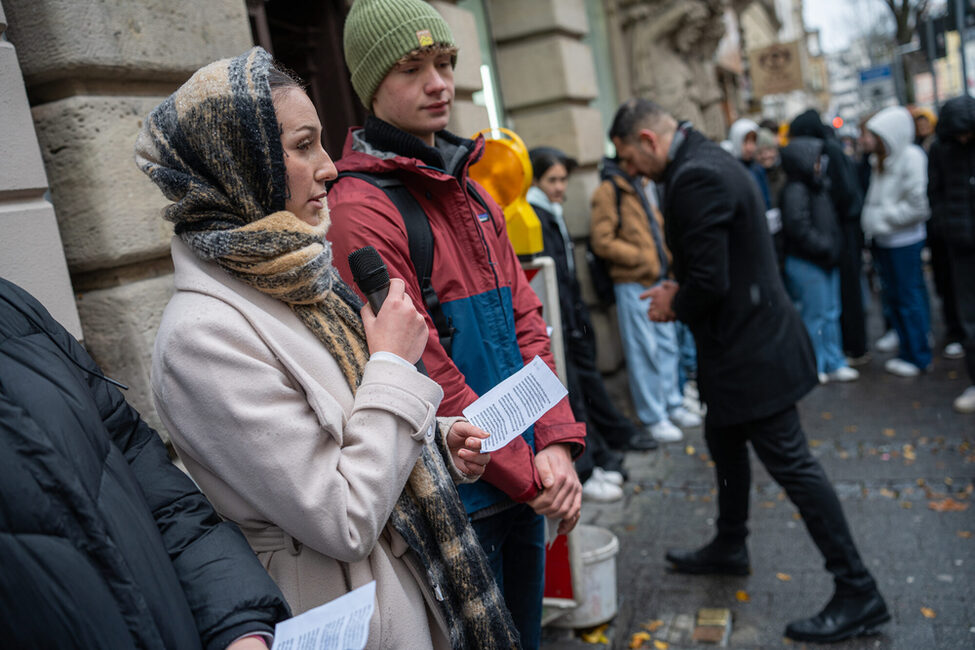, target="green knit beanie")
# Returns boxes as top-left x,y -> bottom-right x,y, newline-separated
343,0 -> 456,108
